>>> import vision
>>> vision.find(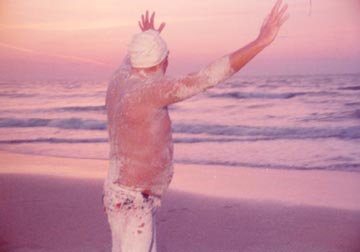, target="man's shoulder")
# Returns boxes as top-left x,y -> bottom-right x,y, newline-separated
110,68 -> 130,83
